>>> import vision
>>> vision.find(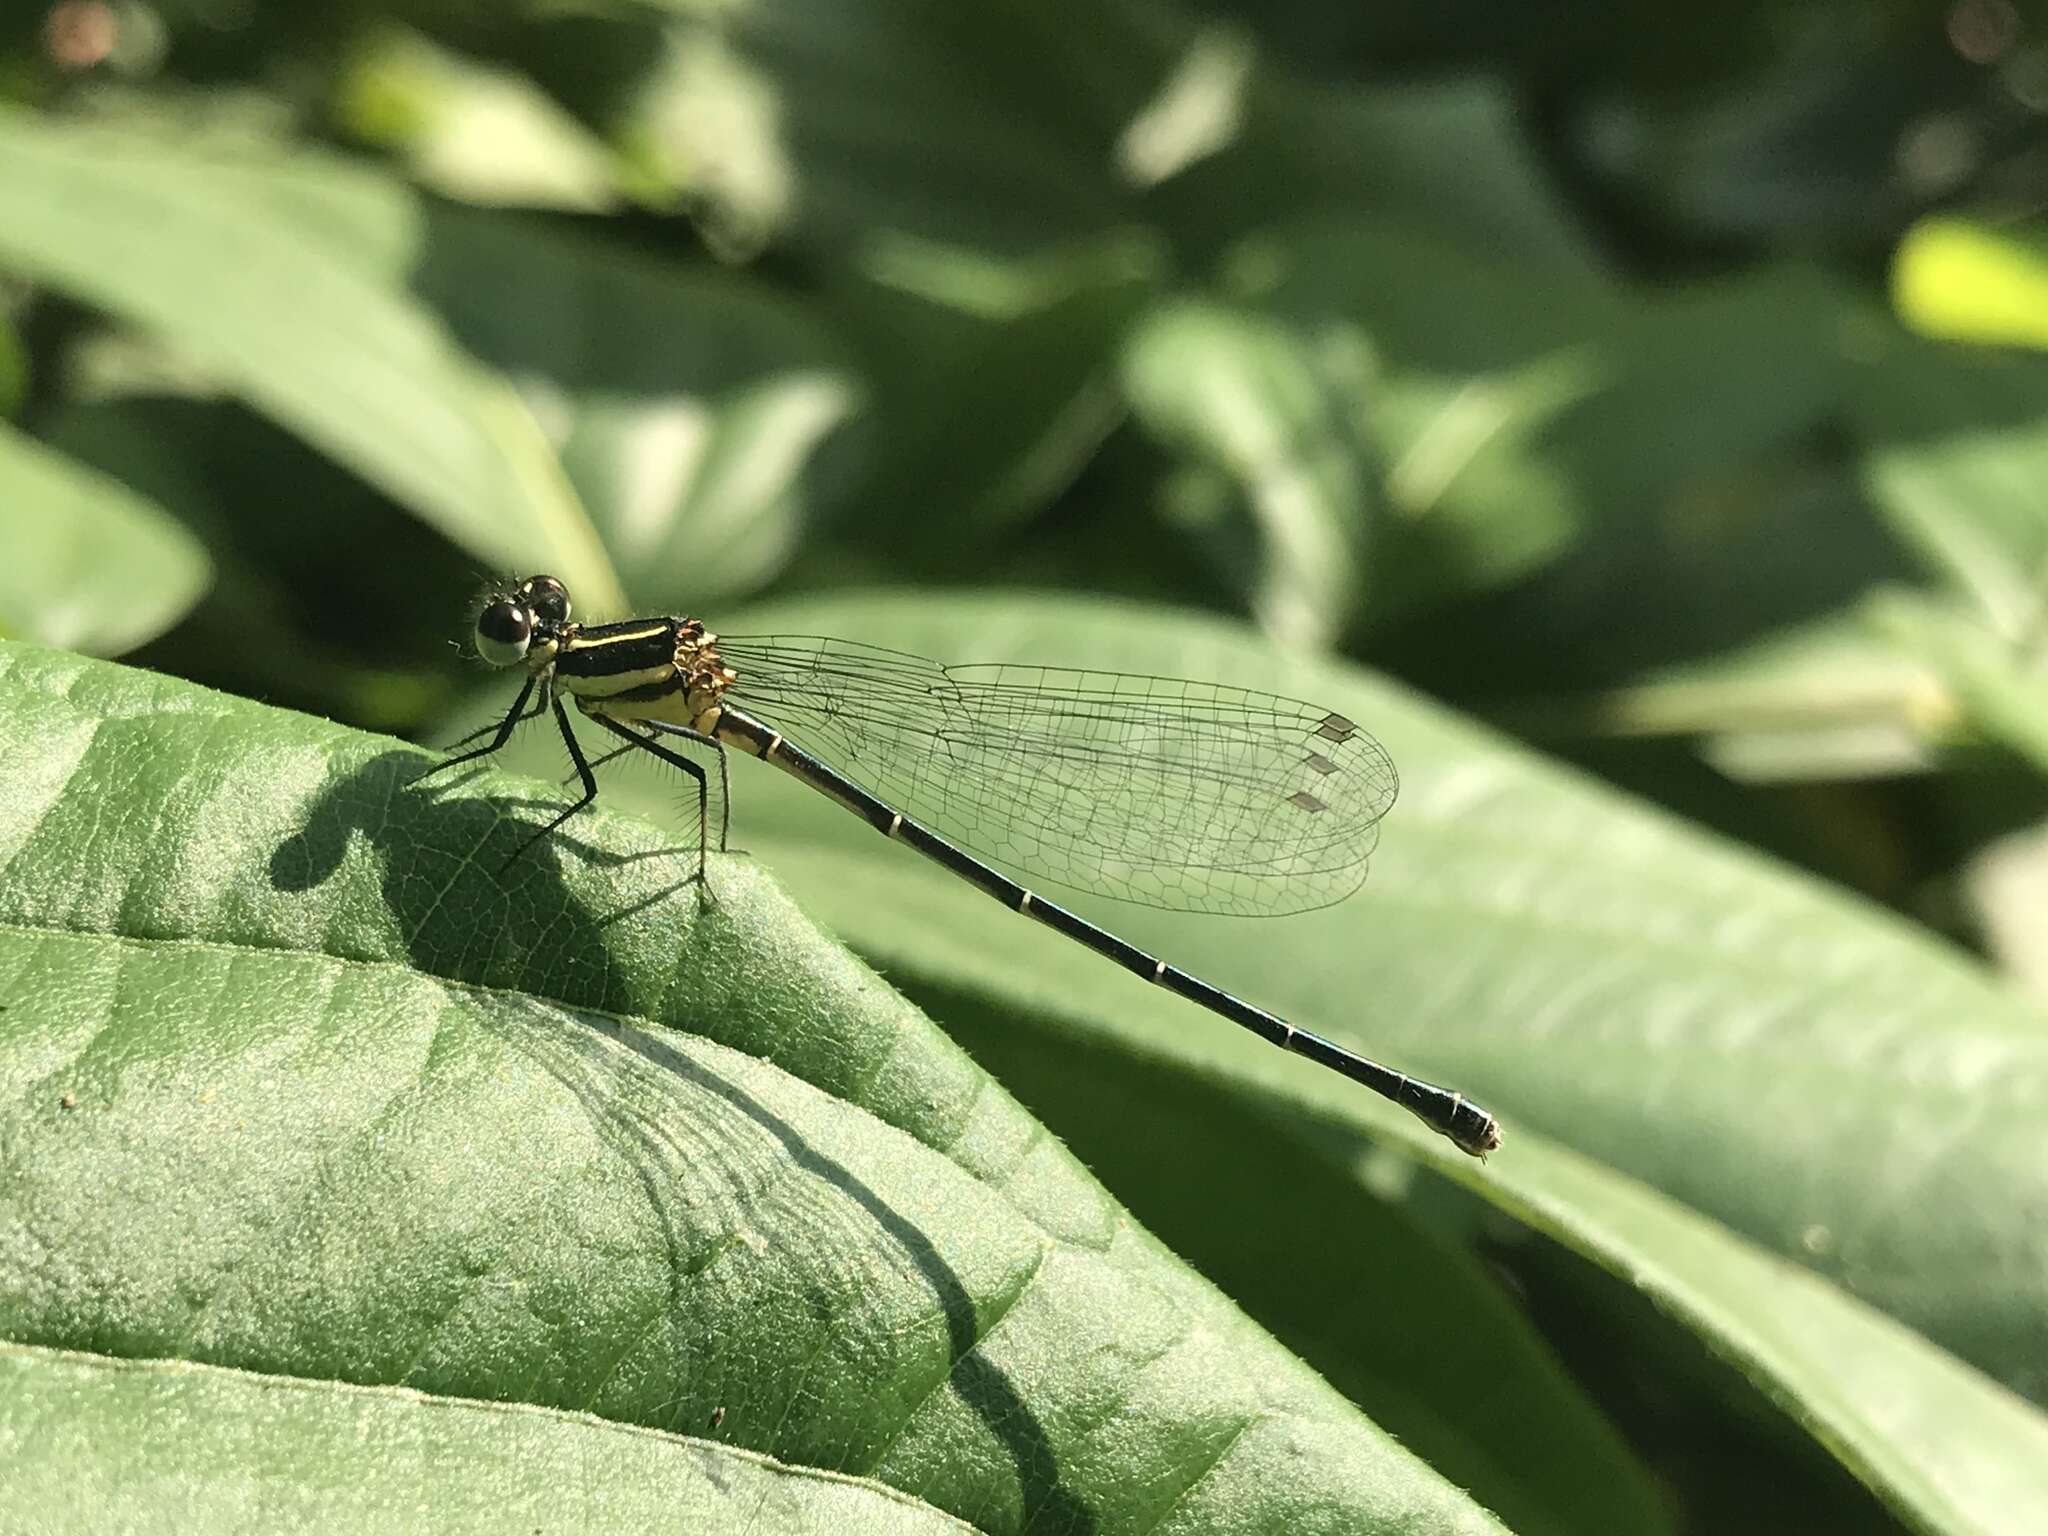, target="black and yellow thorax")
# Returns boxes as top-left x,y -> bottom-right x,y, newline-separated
549,616 -> 736,732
